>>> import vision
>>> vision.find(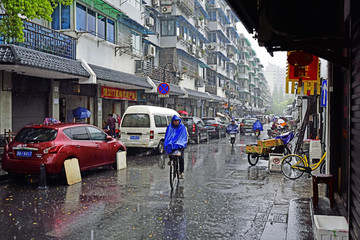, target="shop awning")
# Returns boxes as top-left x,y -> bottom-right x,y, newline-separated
208,93 -> 224,102
184,88 -> 212,100
89,64 -> 153,89
80,0 -> 127,19
118,17 -> 156,35
0,44 -> 90,79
